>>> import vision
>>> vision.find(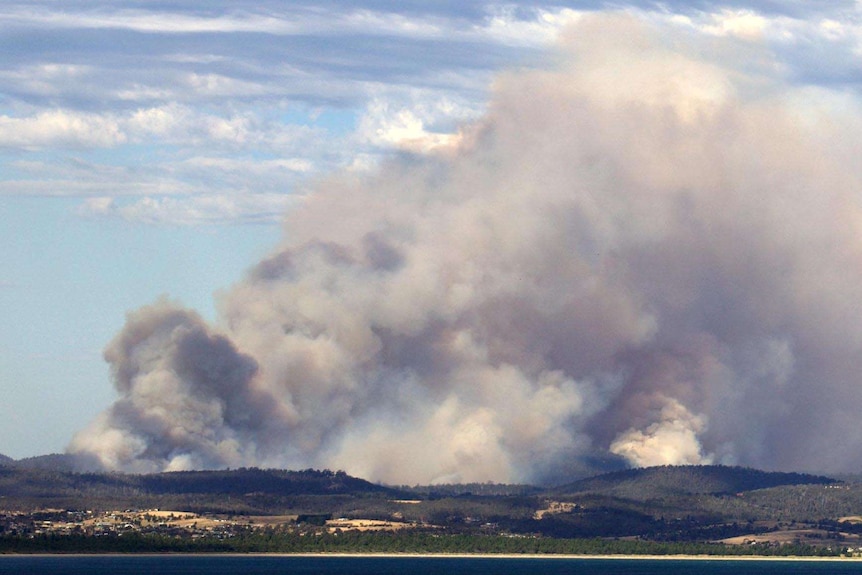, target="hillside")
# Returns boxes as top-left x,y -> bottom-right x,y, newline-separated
526,466 -> 860,543
0,466 -> 404,514
2,463 -> 861,553
138,467 -> 394,496
552,465 -> 837,500
6,453 -> 99,472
